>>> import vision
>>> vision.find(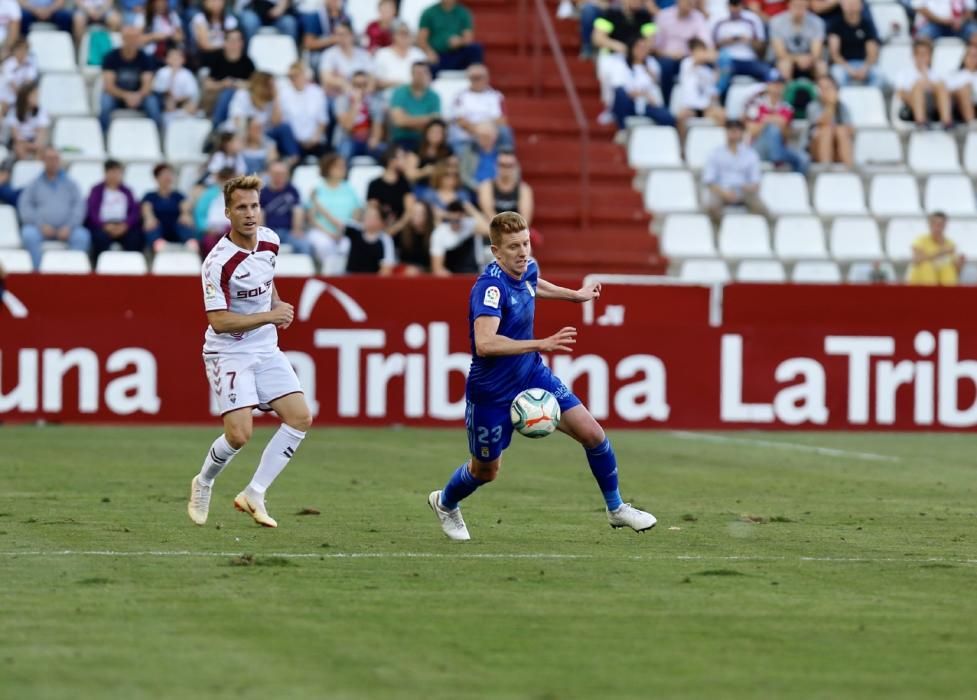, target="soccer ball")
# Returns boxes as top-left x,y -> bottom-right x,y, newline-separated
510,388 -> 561,438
